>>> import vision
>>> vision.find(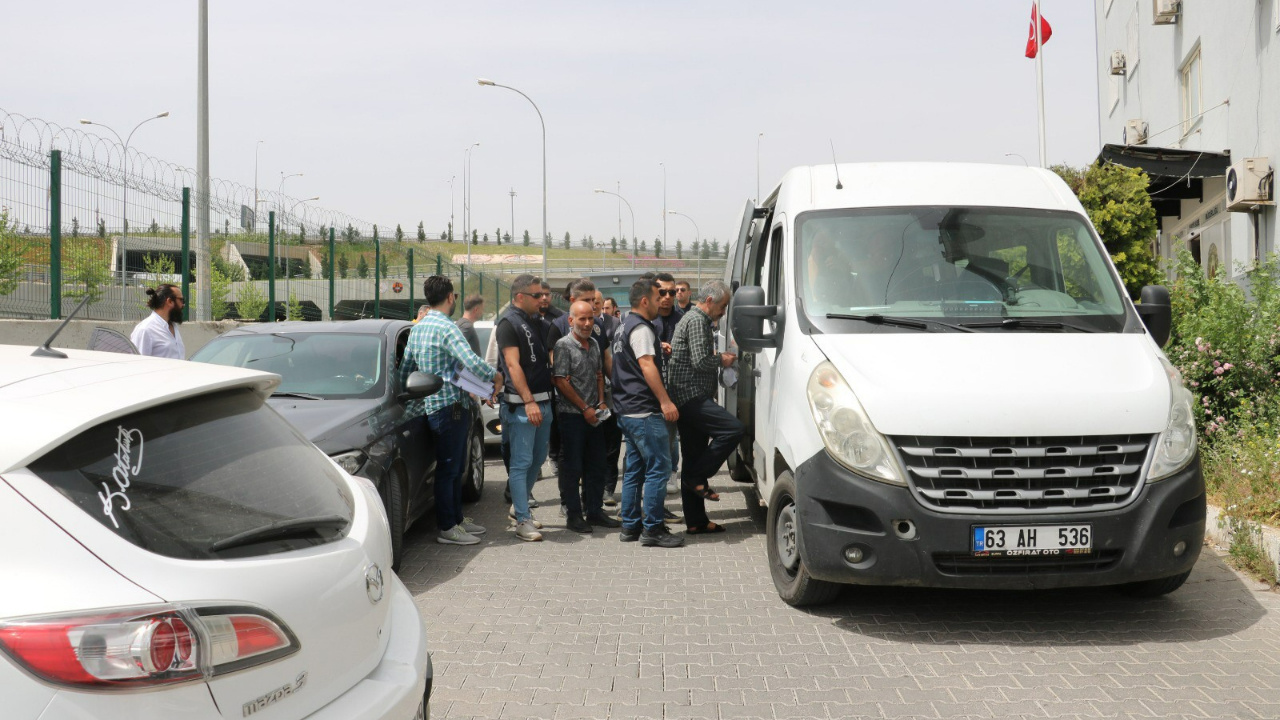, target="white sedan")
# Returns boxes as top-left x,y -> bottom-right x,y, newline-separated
0,344 -> 433,719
